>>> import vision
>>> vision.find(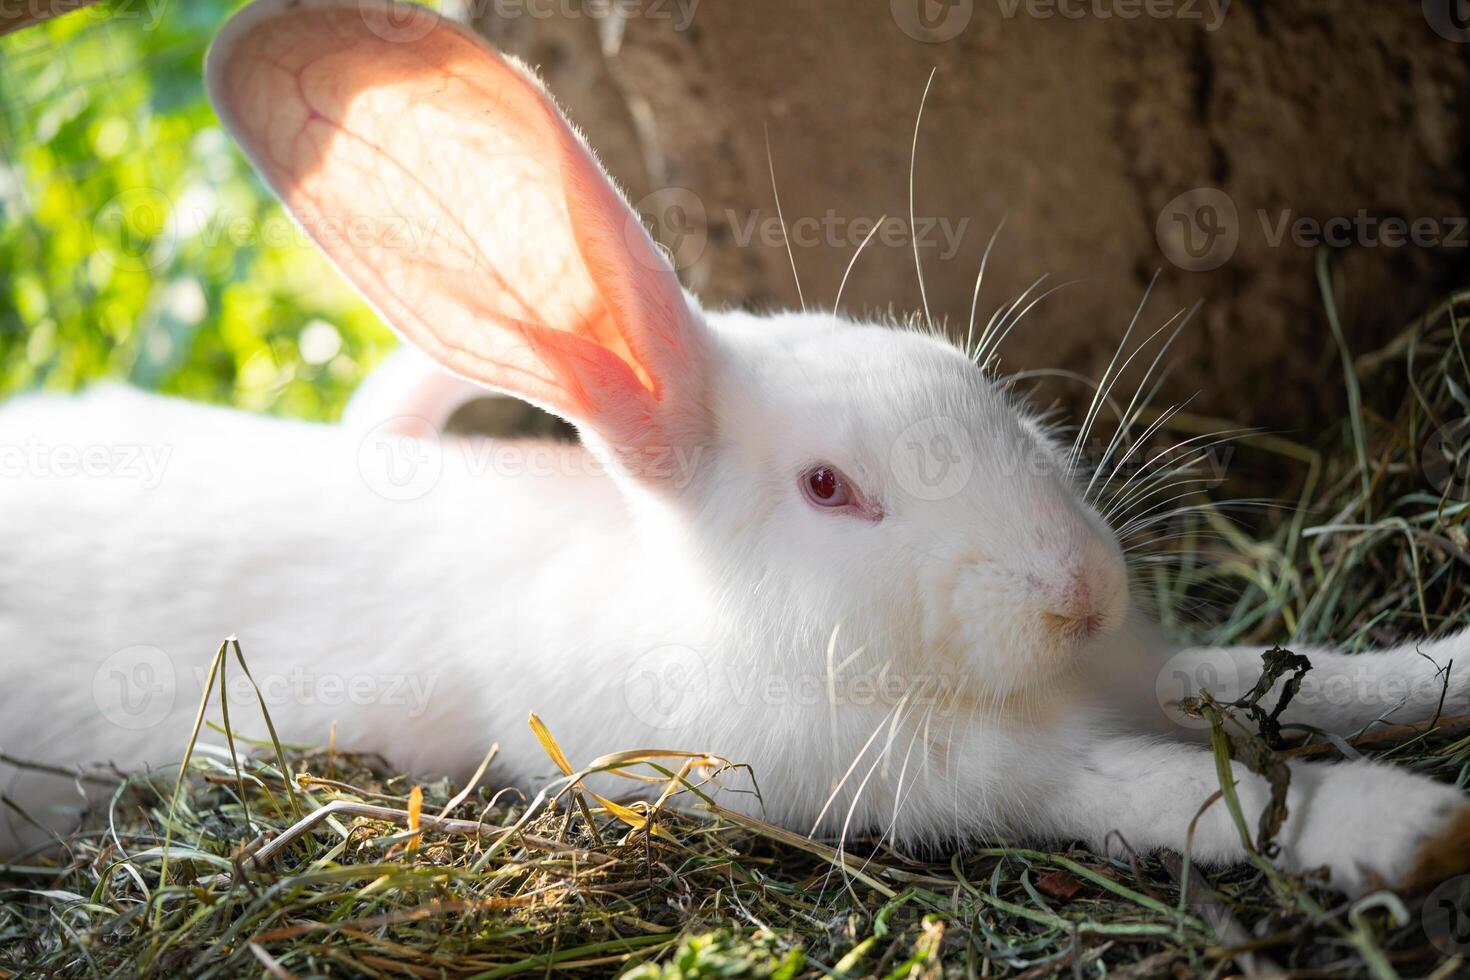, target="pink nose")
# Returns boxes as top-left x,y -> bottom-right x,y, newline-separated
1031,537 -> 1128,641
1040,574 -> 1107,638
